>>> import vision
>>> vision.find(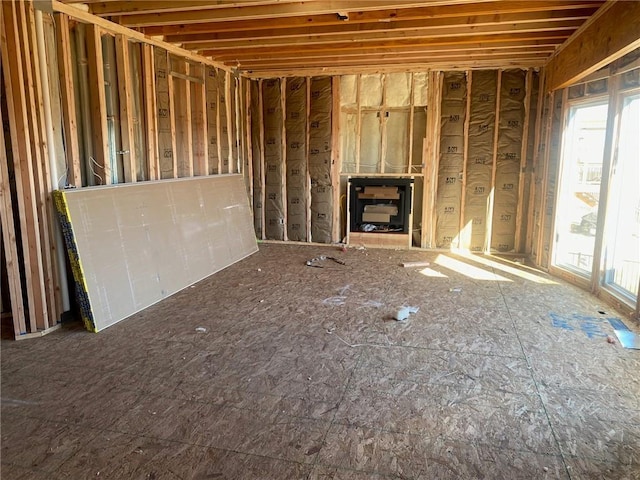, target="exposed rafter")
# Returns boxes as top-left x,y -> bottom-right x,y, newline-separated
58,0 -> 606,75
